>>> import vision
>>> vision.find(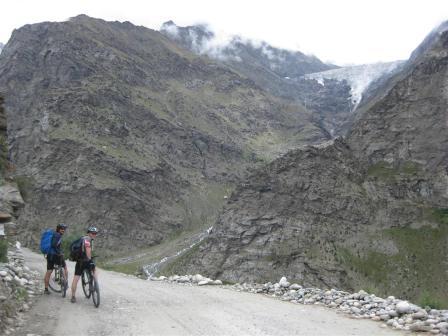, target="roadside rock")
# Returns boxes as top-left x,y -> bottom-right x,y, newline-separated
0,244 -> 41,335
